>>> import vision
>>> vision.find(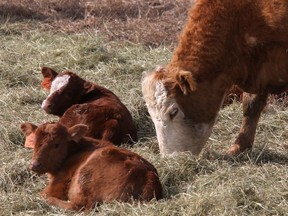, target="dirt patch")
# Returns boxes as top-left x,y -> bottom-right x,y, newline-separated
0,0 -> 193,46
